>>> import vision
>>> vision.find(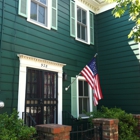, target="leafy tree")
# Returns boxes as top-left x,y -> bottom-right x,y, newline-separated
108,0 -> 140,42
